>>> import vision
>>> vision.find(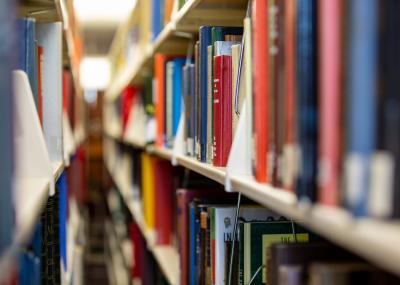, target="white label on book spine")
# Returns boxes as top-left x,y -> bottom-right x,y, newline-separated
345,153 -> 365,207
368,151 -> 394,218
